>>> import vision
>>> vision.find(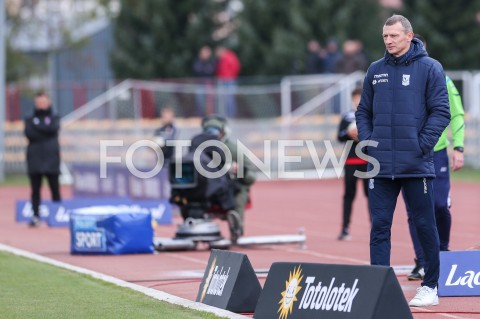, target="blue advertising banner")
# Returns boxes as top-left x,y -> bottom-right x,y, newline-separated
72,165 -> 122,198
16,198 -> 172,227
70,206 -> 154,255
439,251 -> 480,297
71,164 -> 170,200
